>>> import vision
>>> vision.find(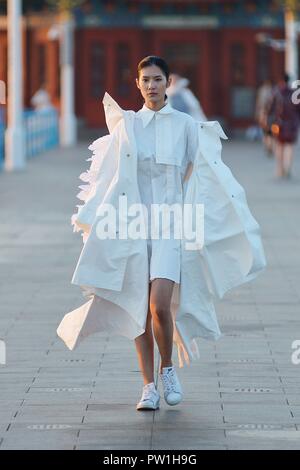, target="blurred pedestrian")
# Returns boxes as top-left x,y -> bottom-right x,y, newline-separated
167,73 -> 207,121
267,74 -> 300,178
255,79 -> 274,156
31,83 -> 54,112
